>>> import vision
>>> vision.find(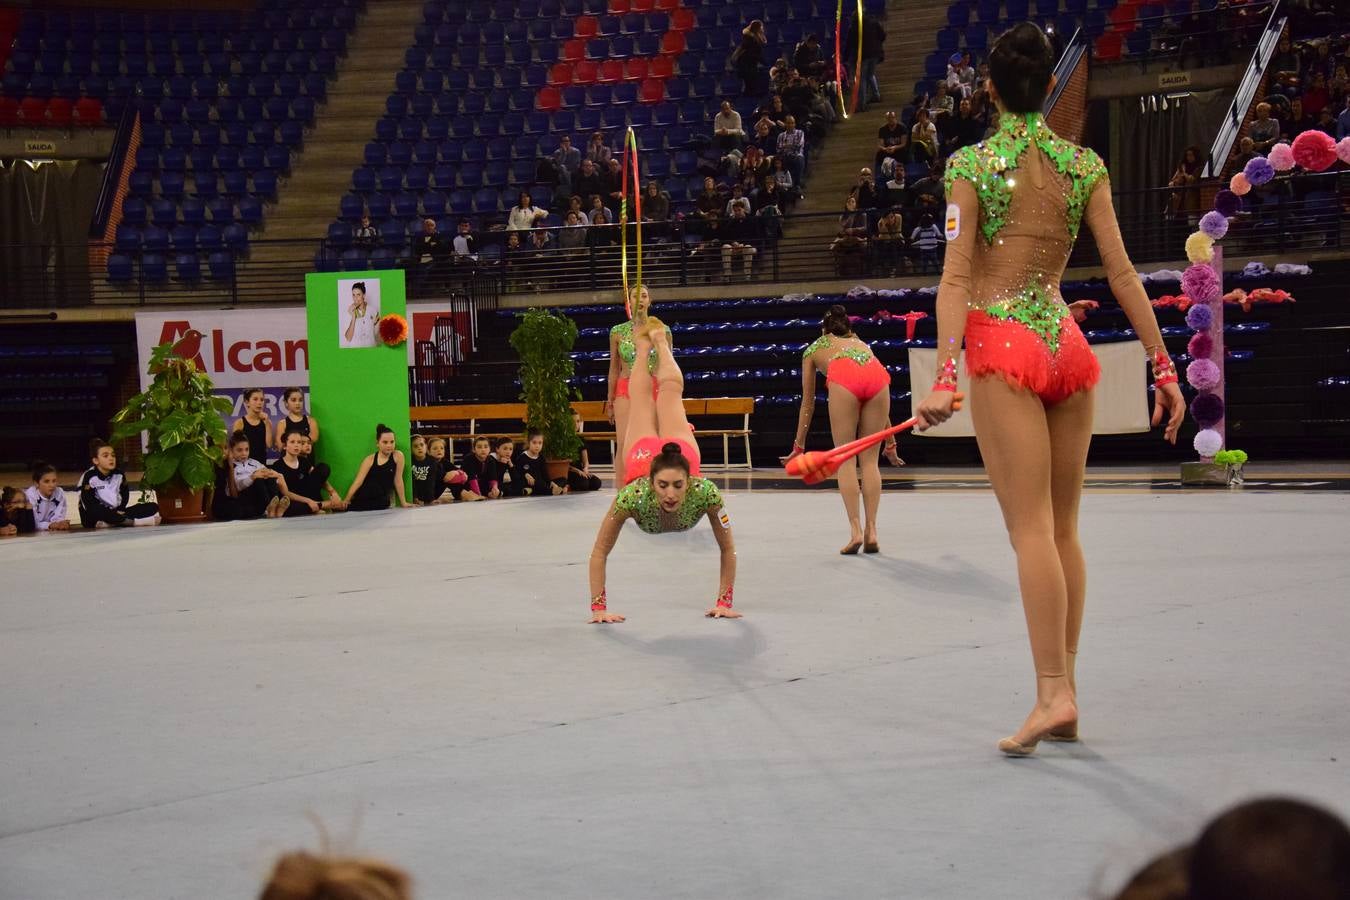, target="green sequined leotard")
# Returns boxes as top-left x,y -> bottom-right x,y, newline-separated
611,320 -> 673,374
614,476 -> 724,534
